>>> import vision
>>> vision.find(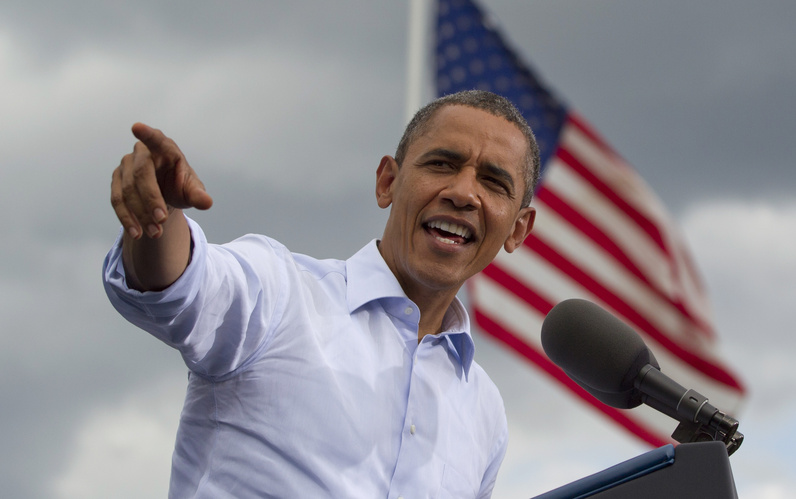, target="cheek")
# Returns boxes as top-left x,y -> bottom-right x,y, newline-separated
487,204 -> 515,230
485,207 -> 524,246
